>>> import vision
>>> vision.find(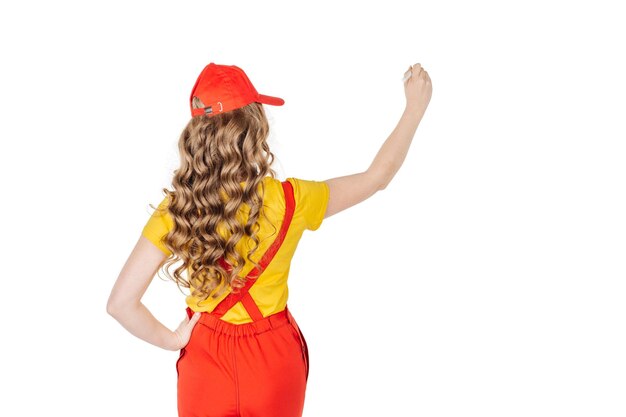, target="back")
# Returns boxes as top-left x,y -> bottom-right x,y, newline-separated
141,176 -> 330,324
